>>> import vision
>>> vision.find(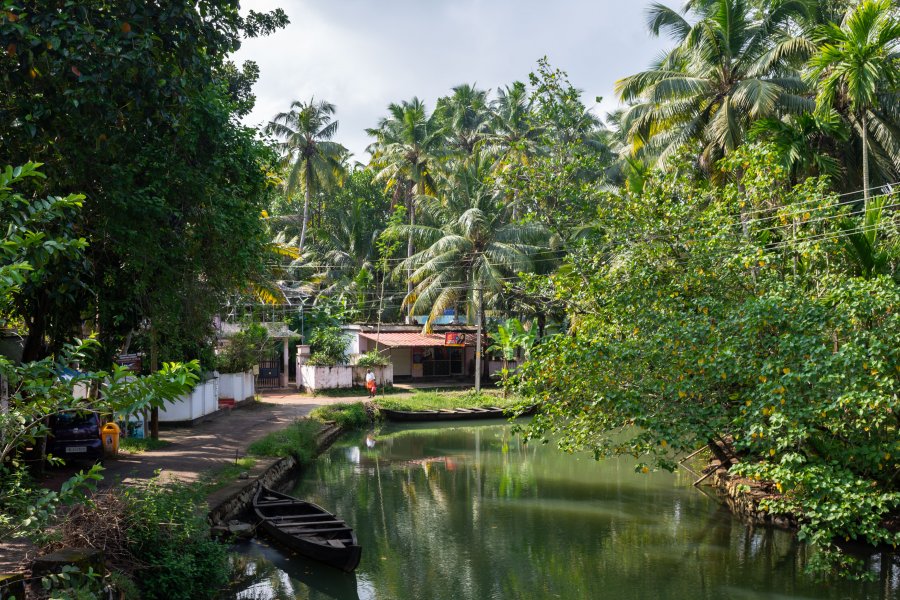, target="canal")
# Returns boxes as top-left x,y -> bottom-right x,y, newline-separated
230,420 -> 897,599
